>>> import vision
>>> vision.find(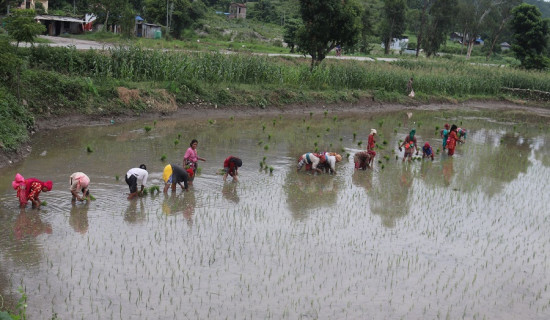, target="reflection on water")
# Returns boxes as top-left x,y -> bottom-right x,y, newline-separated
14,208 -> 52,240
222,182 -> 239,204
369,164 -> 415,228
0,109 -> 549,319
69,203 -> 89,234
124,198 -> 147,224
162,191 -> 195,226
